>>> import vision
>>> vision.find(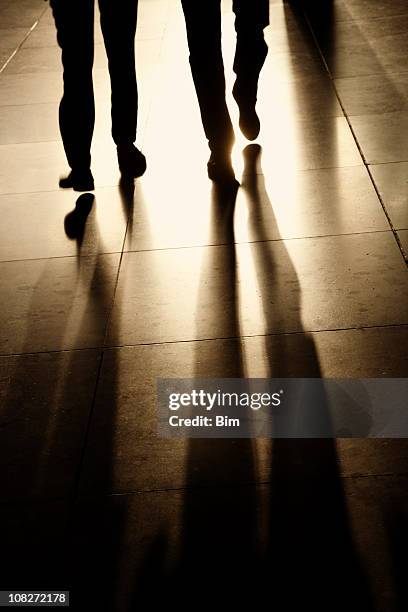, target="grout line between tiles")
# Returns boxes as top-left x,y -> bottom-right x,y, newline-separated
1,322 -> 408,359
74,470 -> 408,502
0,228 -> 398,265
2,470 -> 407,508
0,6 -> 48,75
368,160 -> 408,167
333,69 -> 408,83
68,349 -> 106,521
